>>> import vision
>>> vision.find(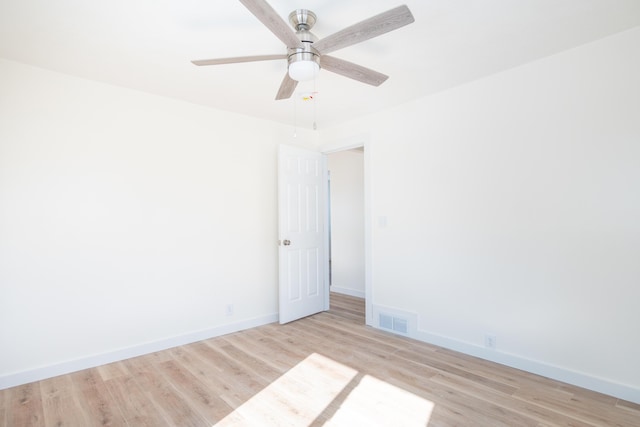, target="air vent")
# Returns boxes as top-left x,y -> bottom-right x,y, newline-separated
379,313 -> 393,330
393,317 -> 408,334
379,313 -> 408,334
